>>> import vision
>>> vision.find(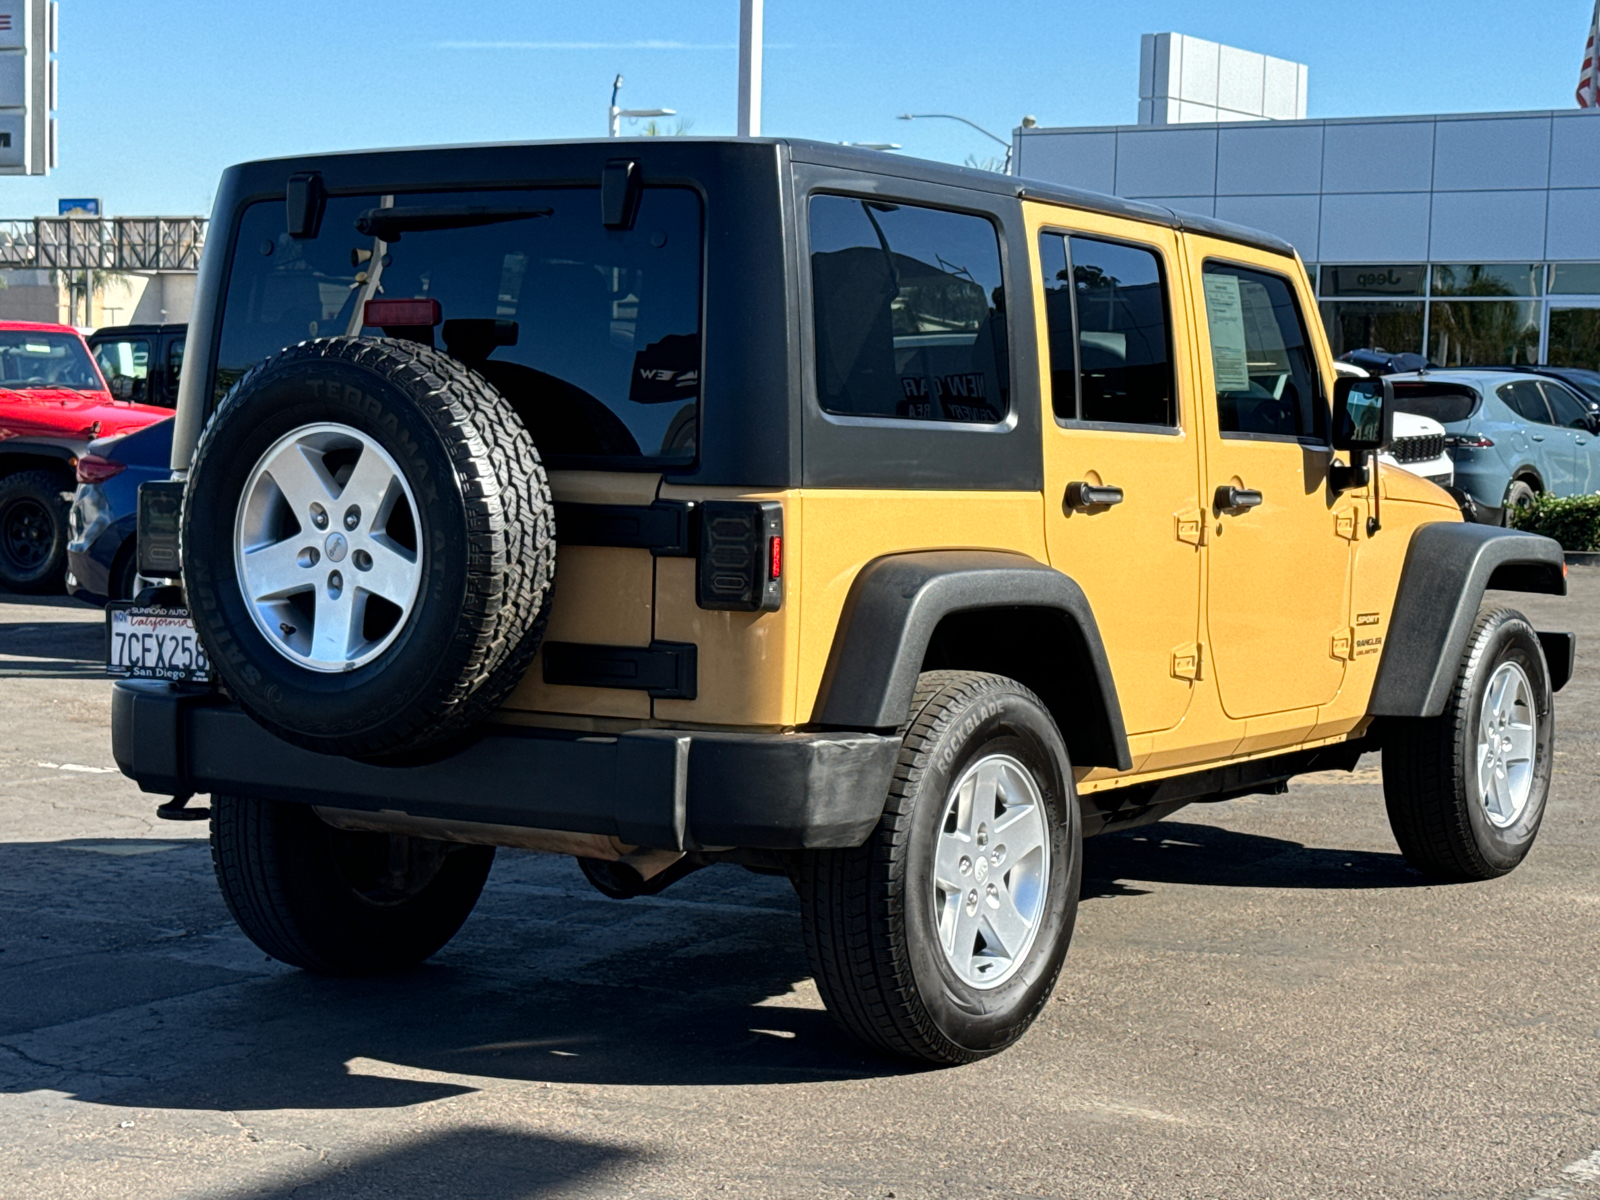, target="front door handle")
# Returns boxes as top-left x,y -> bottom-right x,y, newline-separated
1065,481 -> 1125,509
1215,485 -> 1264,512
1531,434 -> 1545,442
